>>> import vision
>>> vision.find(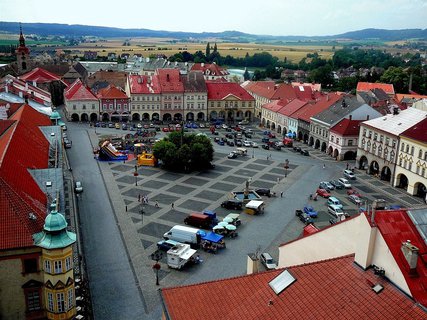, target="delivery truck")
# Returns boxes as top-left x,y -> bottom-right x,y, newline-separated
167,243 -> 197,269
163,225 -> 206,247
